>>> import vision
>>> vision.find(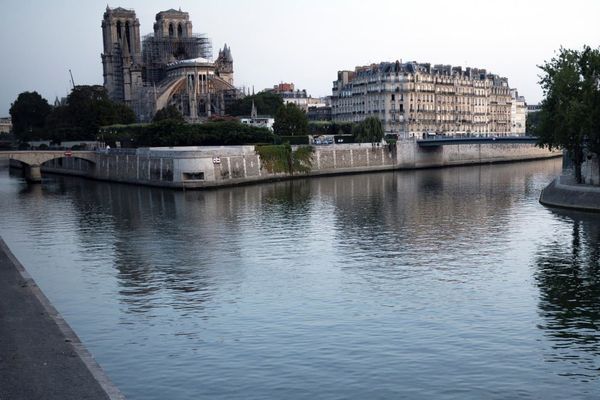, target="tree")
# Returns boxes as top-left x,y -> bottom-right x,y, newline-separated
536,47 -> 593,183
579,47 -> 600,180
9,91 -> 51,141
353,117 -> 384,145
273,103 -> 308,136
45,85 -> 136,141
153,105 -> 185,123
227,92 -> 283,116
